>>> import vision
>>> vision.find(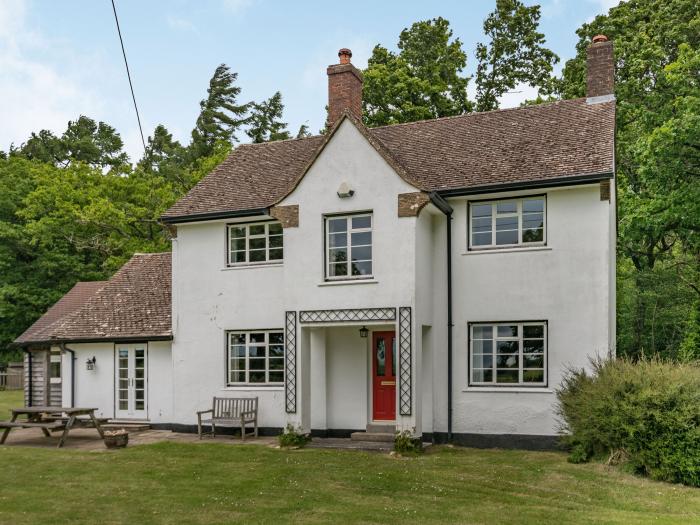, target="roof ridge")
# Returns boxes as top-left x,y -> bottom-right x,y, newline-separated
370,97 -> 588,131
236,134 -> 323,148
